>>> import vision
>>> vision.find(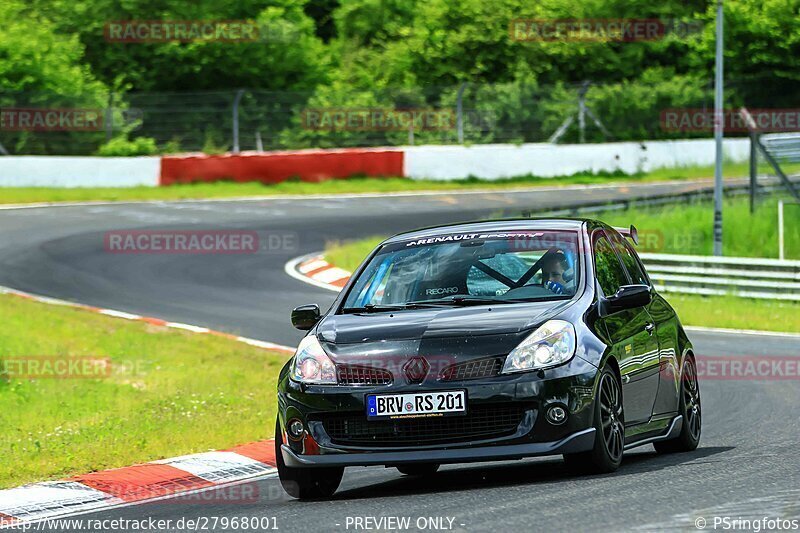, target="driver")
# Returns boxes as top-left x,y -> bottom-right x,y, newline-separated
542,252 -> 571,295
